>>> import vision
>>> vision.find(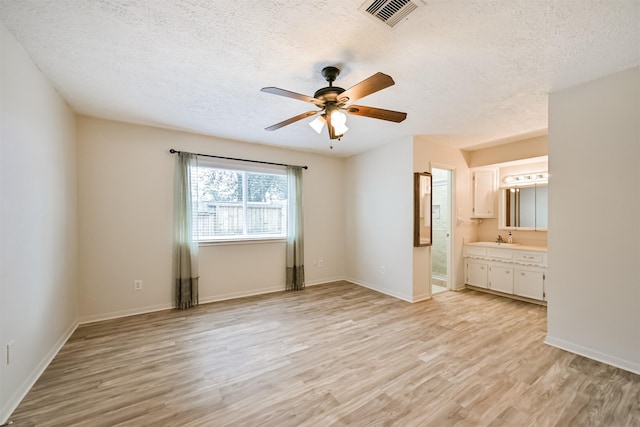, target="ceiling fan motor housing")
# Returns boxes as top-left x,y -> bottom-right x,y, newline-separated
313,86 -> 345,102
314,66 -> 346,103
